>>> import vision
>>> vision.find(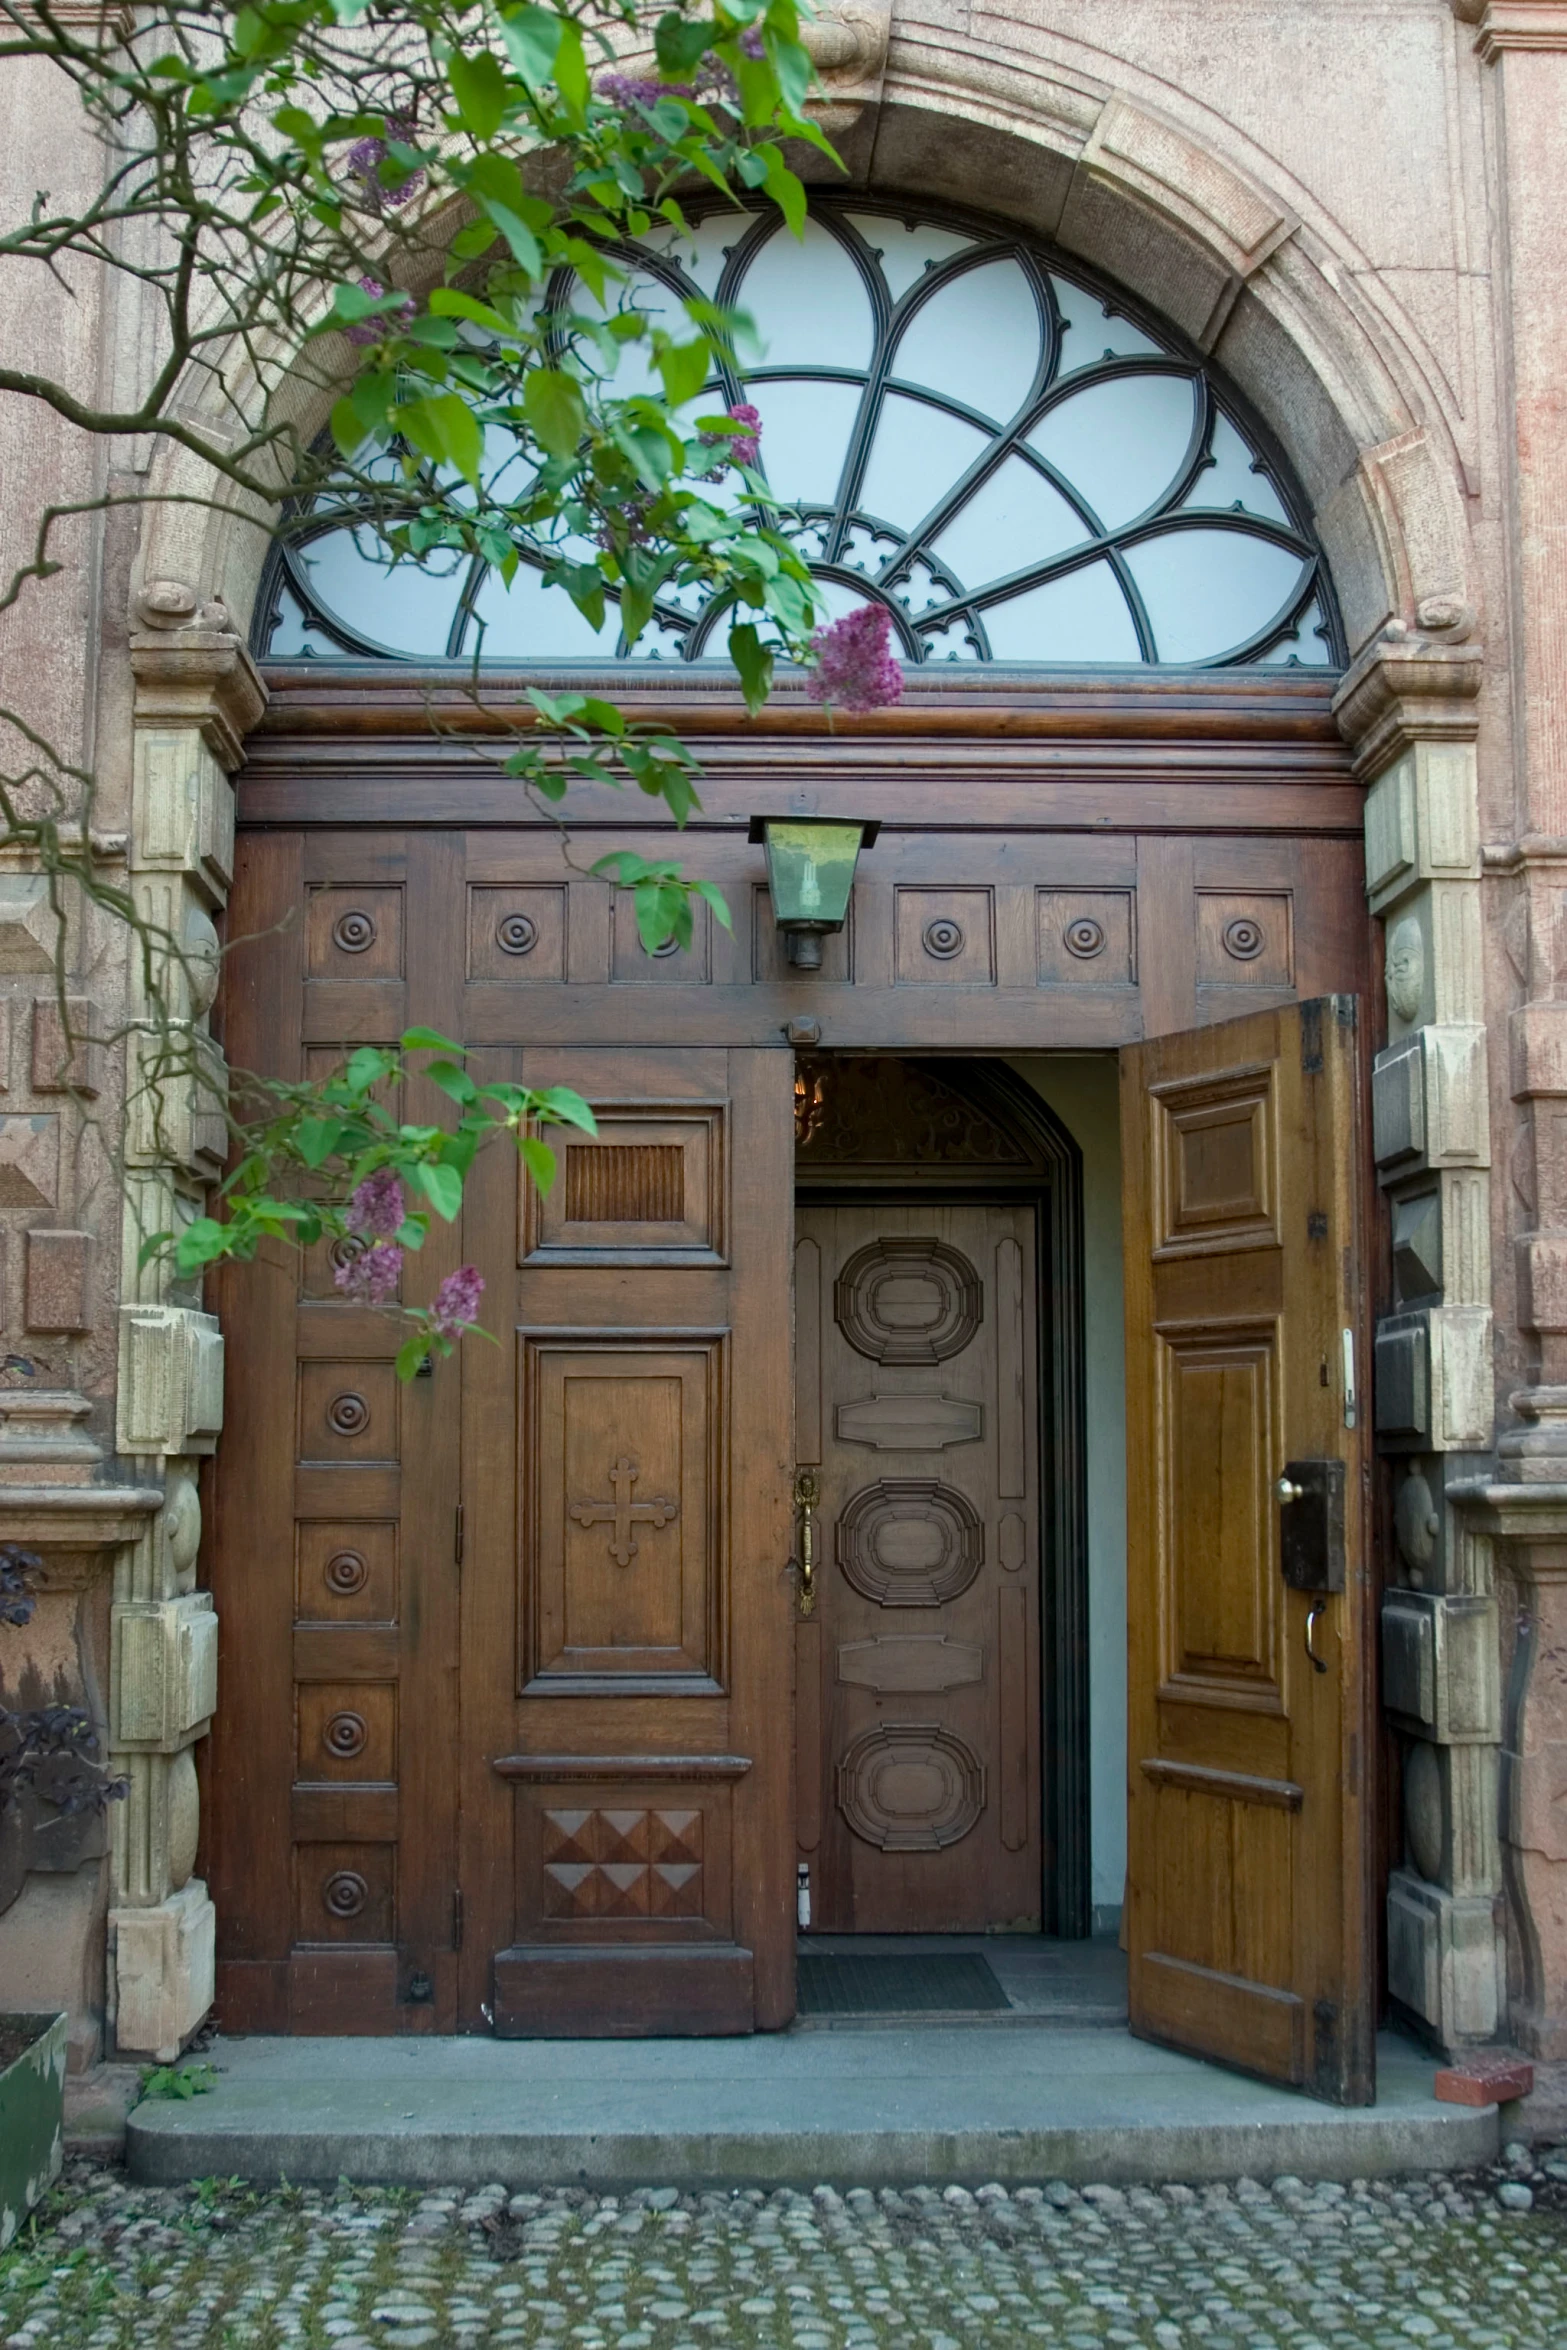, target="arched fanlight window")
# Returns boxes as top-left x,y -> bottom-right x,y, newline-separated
257,199 -> 1341,670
